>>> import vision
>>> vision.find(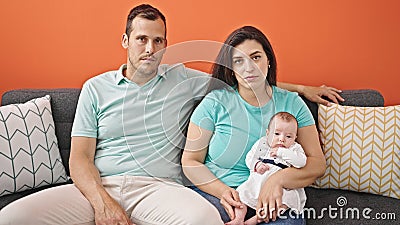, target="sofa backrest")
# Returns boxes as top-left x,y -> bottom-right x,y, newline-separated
1,89 -> 81,175
301,89 -> 384,127
1,88 -> 384,176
